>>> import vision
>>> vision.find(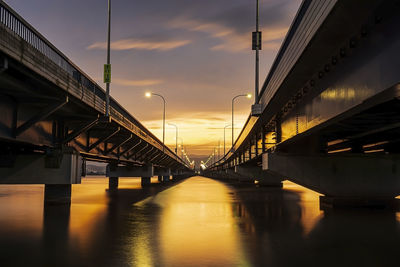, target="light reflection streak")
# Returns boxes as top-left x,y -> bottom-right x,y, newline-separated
128,208 -> 154,267
283,181 -> 323,236
154,177 -> 250,266
0,185 -> 43,236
